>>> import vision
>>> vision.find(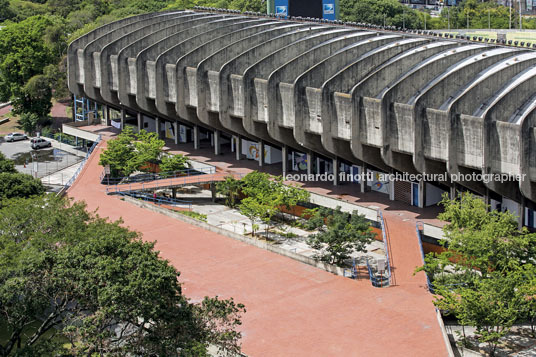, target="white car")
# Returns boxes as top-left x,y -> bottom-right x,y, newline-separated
30,137 -> 52,149
5,132 -> 28,142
